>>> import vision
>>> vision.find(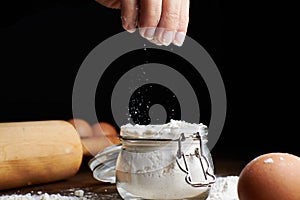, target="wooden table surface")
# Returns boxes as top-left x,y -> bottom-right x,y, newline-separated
0,156 -> 246,199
